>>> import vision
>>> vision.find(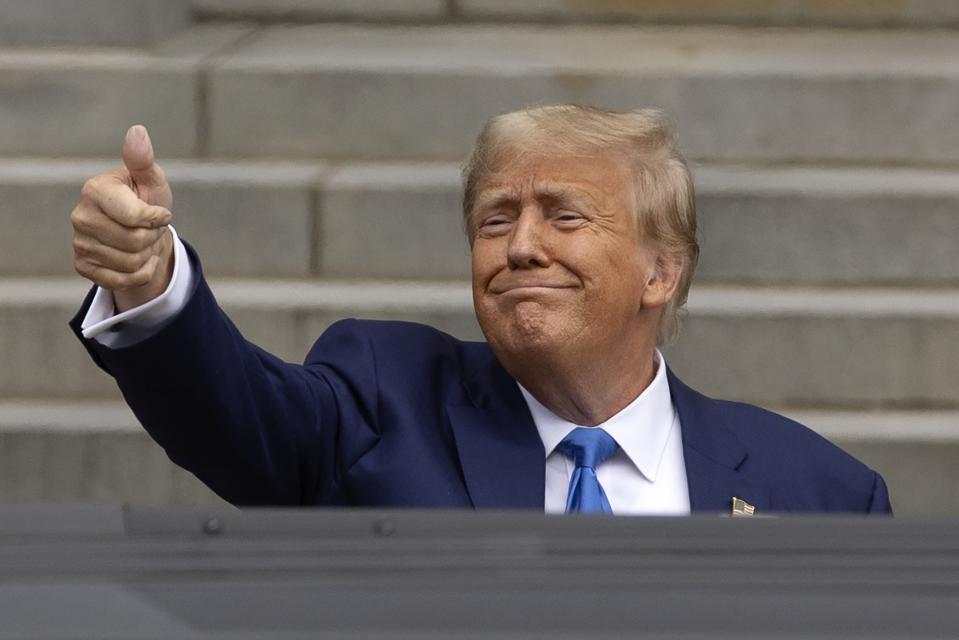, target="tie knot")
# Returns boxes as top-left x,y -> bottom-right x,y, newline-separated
557,427 -> 618,470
